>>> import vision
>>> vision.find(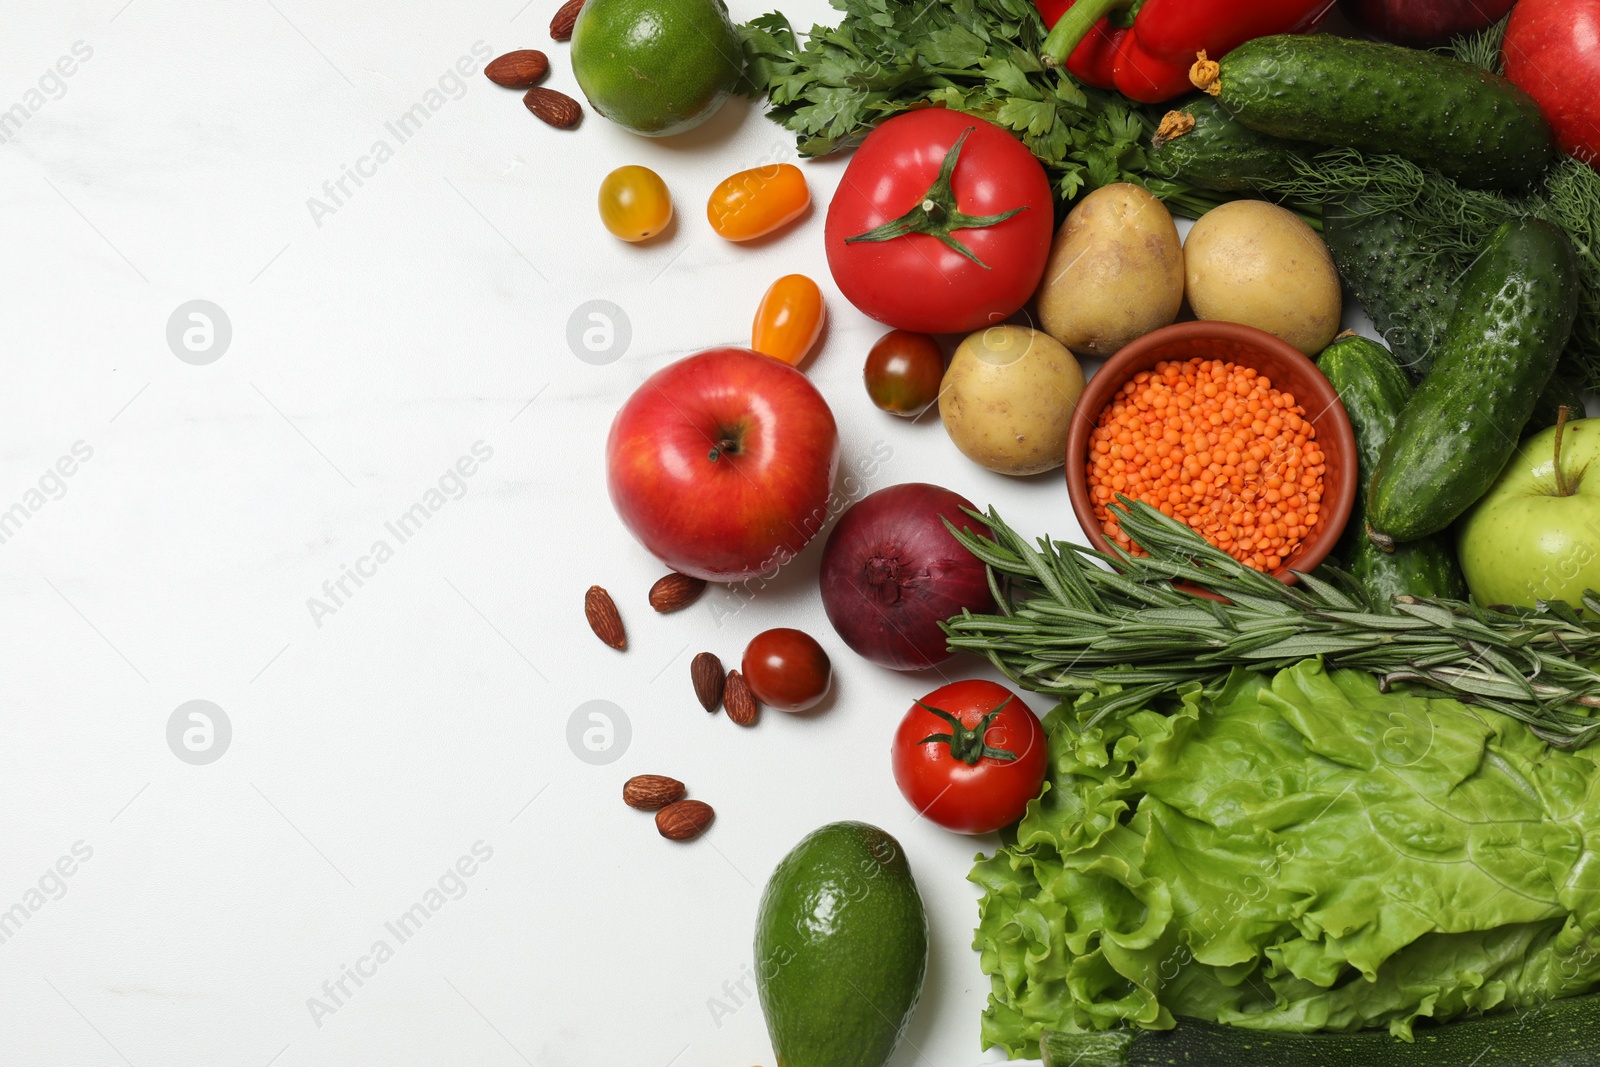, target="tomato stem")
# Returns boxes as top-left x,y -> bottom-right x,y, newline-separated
915,697 -> 1018,765
842,127 -> 1028,270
